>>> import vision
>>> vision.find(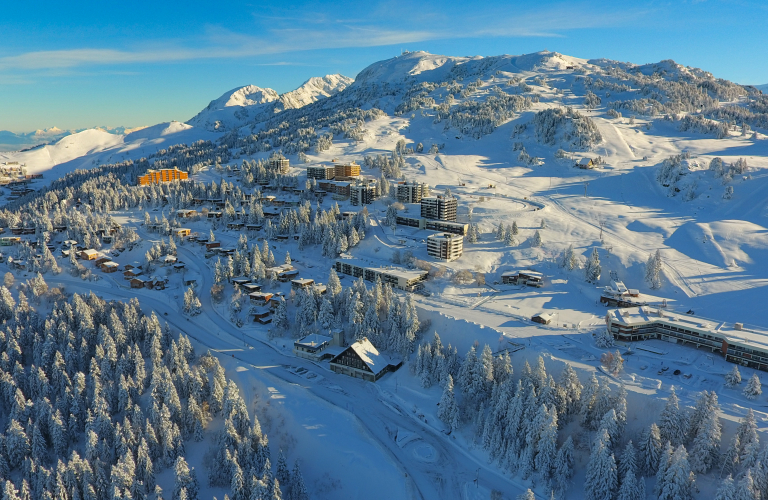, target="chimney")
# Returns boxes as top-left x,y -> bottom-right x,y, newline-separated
735,323 -> 743,331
